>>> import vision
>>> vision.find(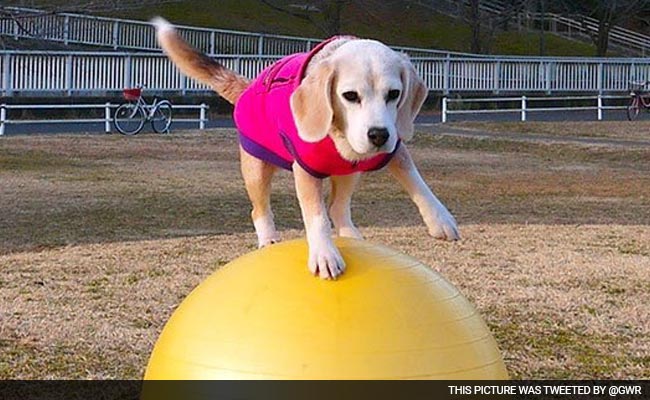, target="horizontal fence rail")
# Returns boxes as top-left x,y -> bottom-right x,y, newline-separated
2,50 -> 650,96
0,102 -> 209,135
441,95 -> 629,123
0,6 -> 460,58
